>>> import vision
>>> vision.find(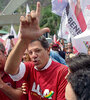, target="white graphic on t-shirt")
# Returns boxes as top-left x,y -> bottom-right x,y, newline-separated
32,82 -> 54,99
32,82 -> 43,97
